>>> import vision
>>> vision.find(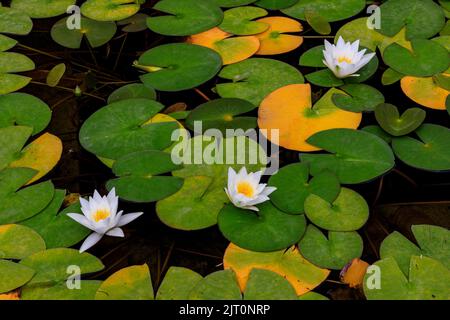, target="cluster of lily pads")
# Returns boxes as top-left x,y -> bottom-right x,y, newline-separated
0,0 -> 450,300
